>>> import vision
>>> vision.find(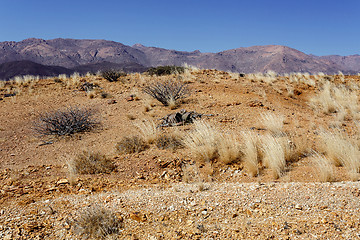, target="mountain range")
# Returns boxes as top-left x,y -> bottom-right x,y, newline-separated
0,38 -> 359,80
